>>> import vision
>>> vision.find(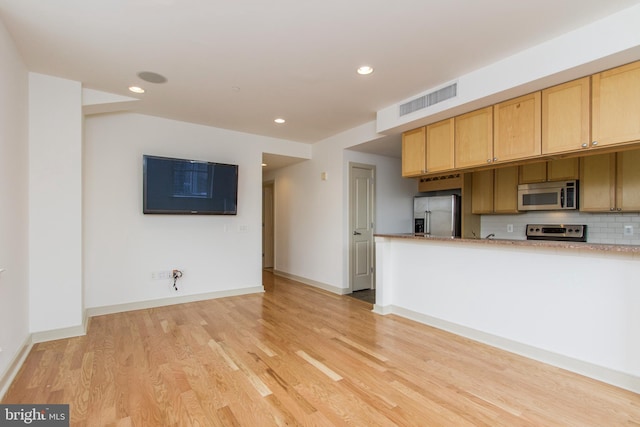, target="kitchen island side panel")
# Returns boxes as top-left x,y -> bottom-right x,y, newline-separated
374,236 -> 640,393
